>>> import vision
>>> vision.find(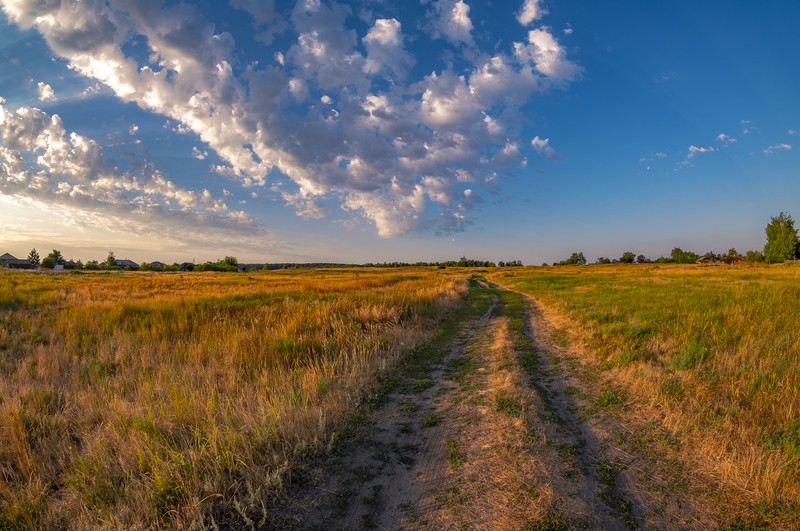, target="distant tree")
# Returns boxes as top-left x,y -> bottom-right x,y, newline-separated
27,248 -> 41,267
619,251 -> 636,264
636,254 -> 650,263
595,257 -> 611,264
498,261 -> 505,267
722,248 -> 741,264
42,249 -> 65,269
670,247 -> 700,264
744,250 -> 765,263
563,252 -> 586,265
764,212 -> 799,263
84,260 -> 100,270
105,251 -> 117,270
196,256 -> 240,272
74,260 -> 84,270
